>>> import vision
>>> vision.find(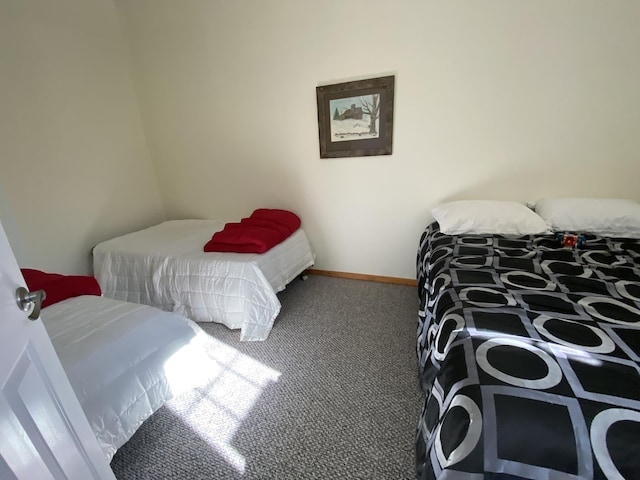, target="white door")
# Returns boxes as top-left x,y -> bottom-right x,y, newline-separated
0,220 -> 116,479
